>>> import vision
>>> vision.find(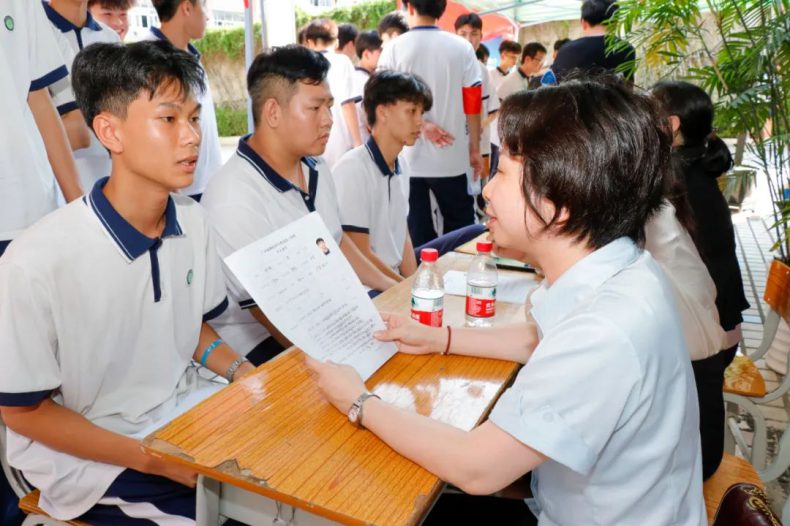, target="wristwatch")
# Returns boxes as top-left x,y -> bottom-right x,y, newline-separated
348,391 -> 381,428
225,357 -> 250,382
